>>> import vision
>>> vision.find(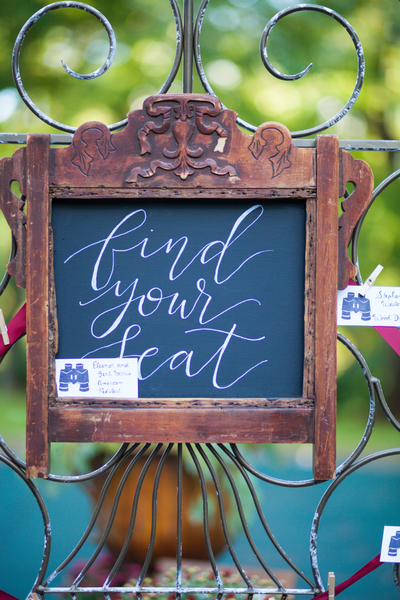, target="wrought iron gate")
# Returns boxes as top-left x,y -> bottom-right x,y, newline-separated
1,1 -> 400,599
